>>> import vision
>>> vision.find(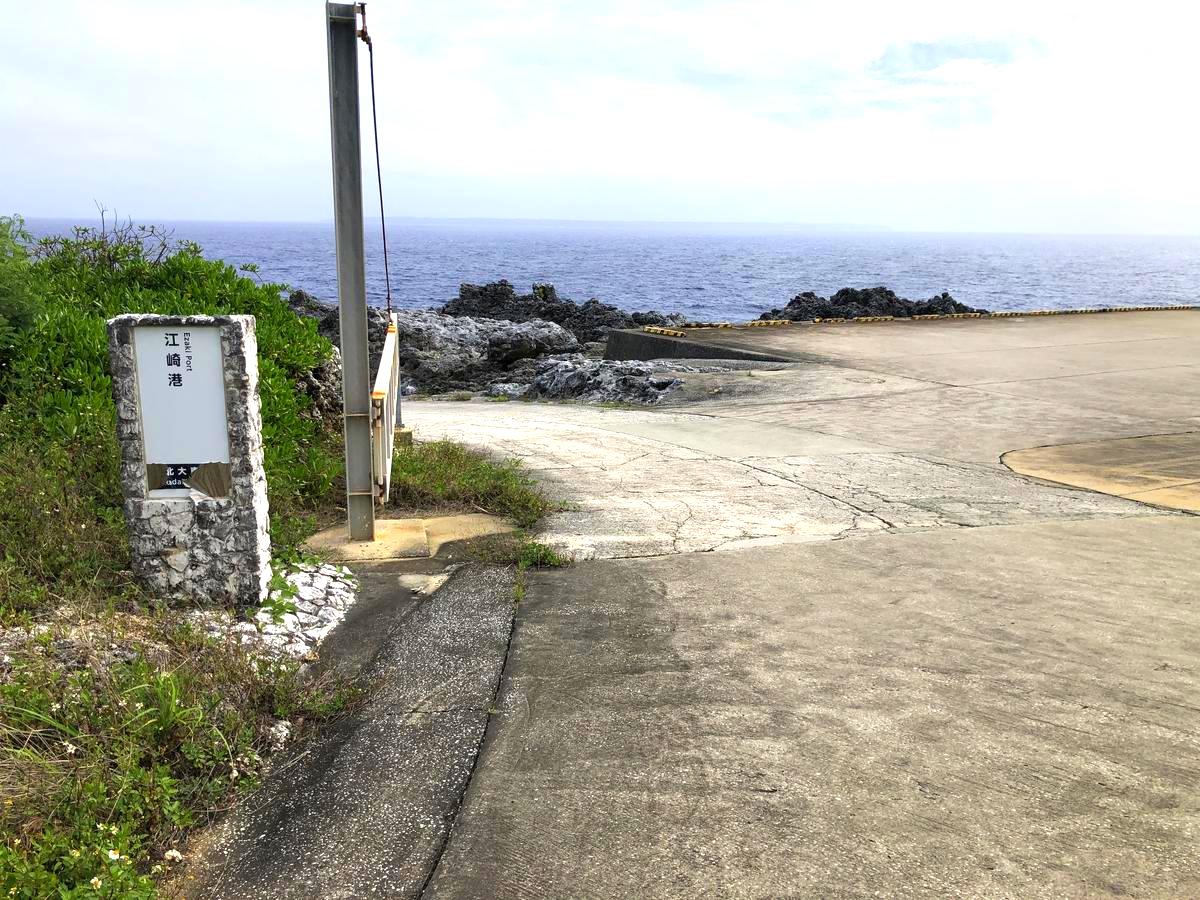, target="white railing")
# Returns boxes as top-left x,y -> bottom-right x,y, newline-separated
370,313 -> 400,504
